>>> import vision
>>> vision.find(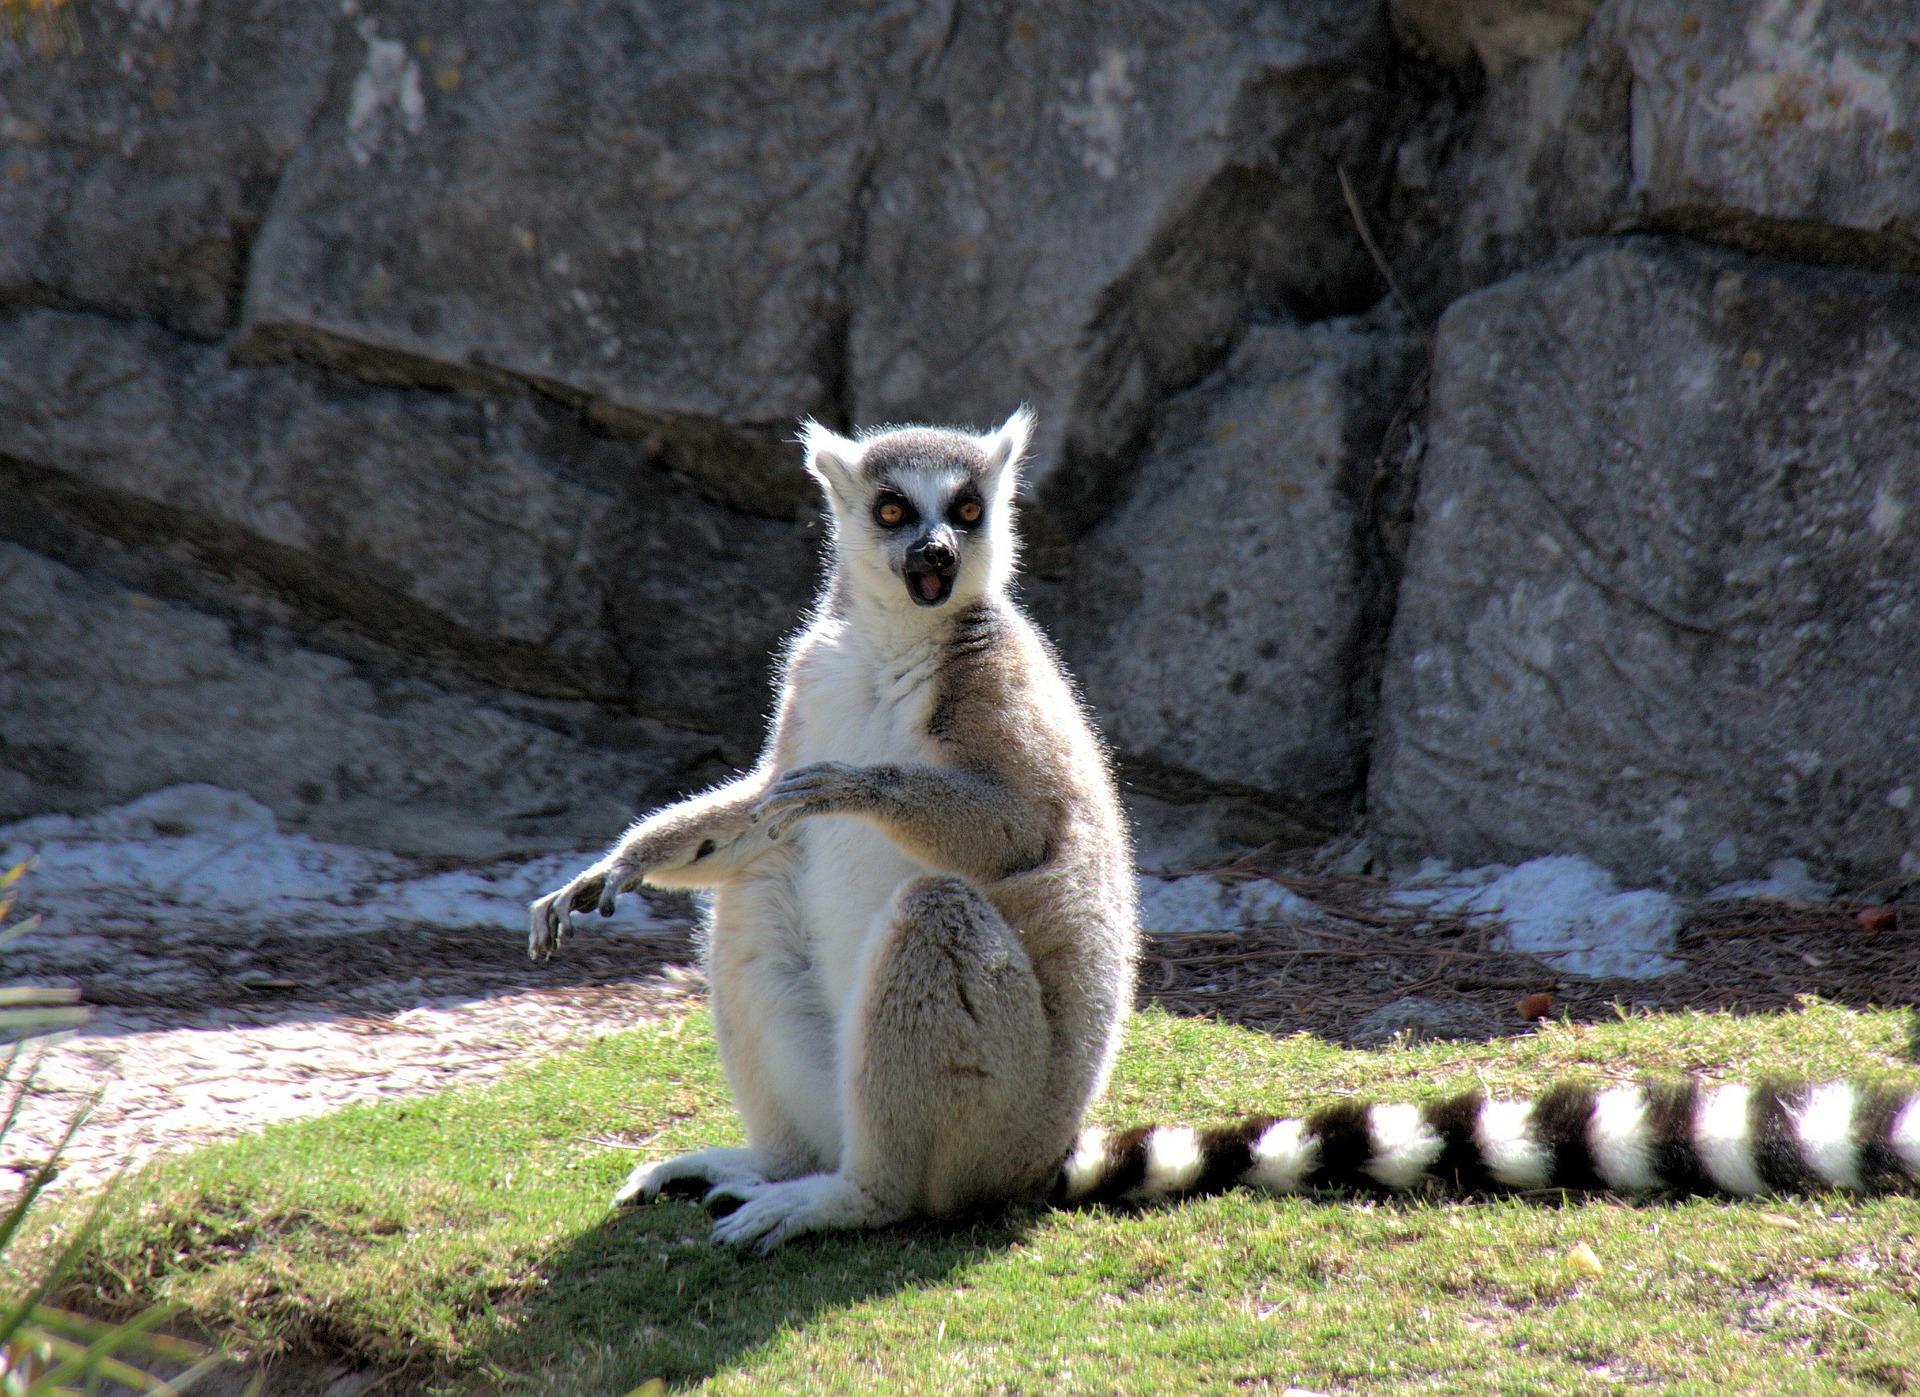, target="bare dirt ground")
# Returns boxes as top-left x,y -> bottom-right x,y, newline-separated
1147,862 -> 1920,1044
6,920 -> 705,1194
6,867 -> 1916,1198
